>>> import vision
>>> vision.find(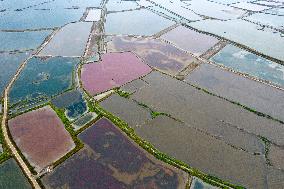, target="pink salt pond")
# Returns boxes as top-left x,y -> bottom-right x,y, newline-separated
81,52 -> 151,95
8,106 -> 75,172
